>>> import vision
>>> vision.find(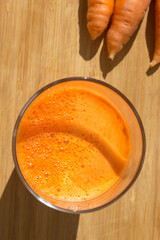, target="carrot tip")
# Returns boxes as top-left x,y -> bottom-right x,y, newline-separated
108,54 -> 114,60
150,60 -> 156,68
90,34 -> 97,40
